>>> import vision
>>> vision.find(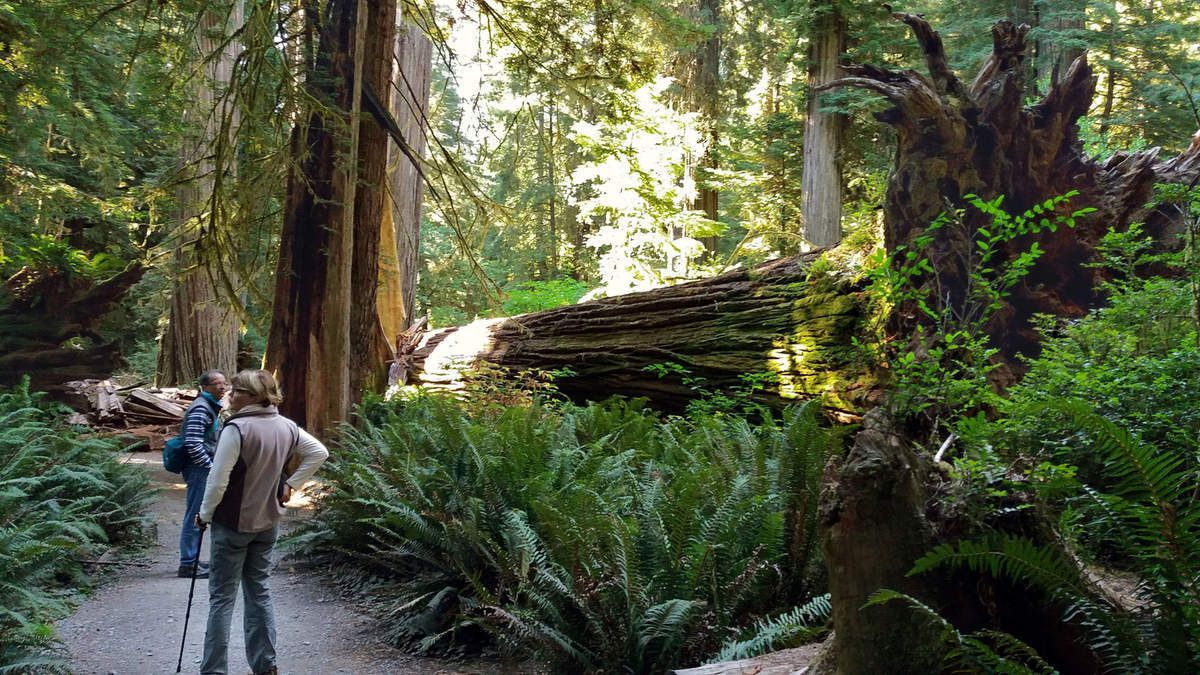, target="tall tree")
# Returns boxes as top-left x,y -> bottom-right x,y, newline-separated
800,0 -> 846,248
691,0 -> 722,255
157,1 -> 243,385
265,0 -> 396,434
378,18 -> 433,347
